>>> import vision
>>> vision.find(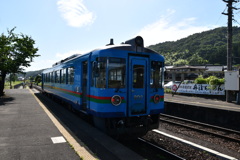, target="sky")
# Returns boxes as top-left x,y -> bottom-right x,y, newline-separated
0,0 -> 239,71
